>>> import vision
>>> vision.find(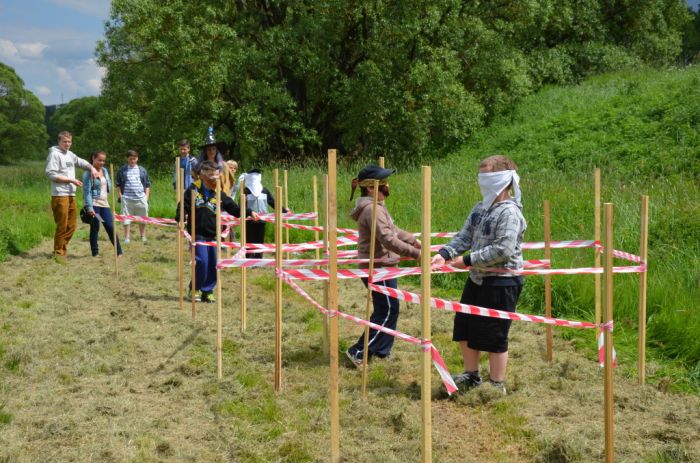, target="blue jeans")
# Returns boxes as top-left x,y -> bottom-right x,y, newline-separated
348,278 -> 400,359
193,236 -> 217,293
90,207 -> 122,256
